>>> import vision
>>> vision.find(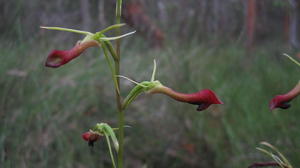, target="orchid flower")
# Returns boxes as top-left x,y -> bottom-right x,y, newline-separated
120,60 -> 223,111
46,40 -> 99,68
149,86 -> 223,111
82,123 -> 120,168
41,24 -> 135,68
